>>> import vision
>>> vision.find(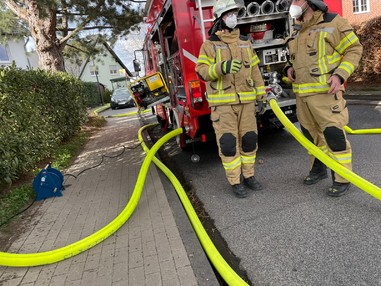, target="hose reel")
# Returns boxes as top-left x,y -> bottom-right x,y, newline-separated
33,163 -> 64,201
